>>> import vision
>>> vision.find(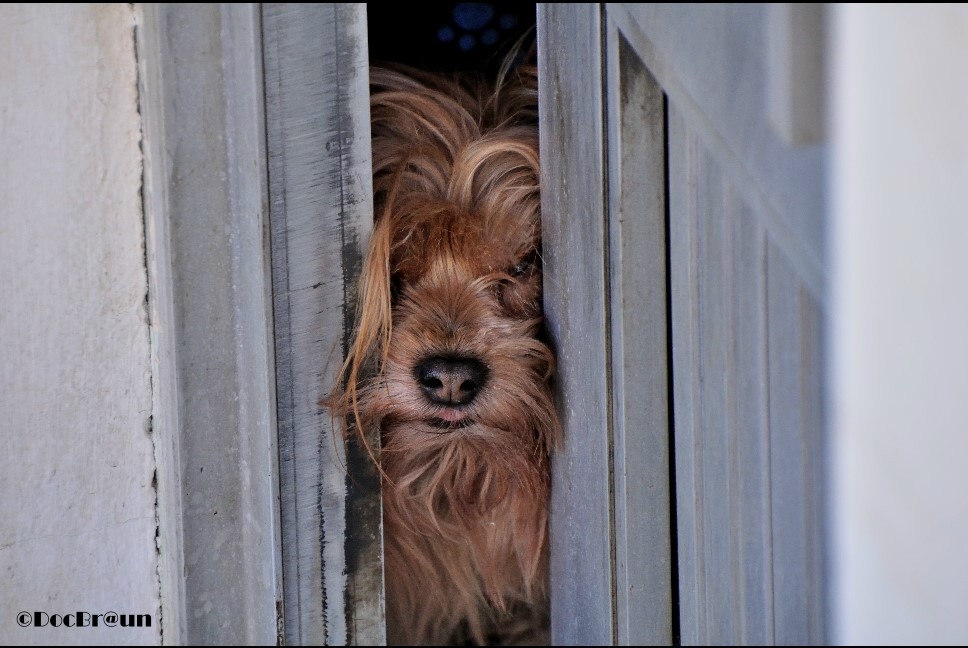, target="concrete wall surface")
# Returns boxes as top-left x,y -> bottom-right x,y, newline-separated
0,4 -> 160,645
